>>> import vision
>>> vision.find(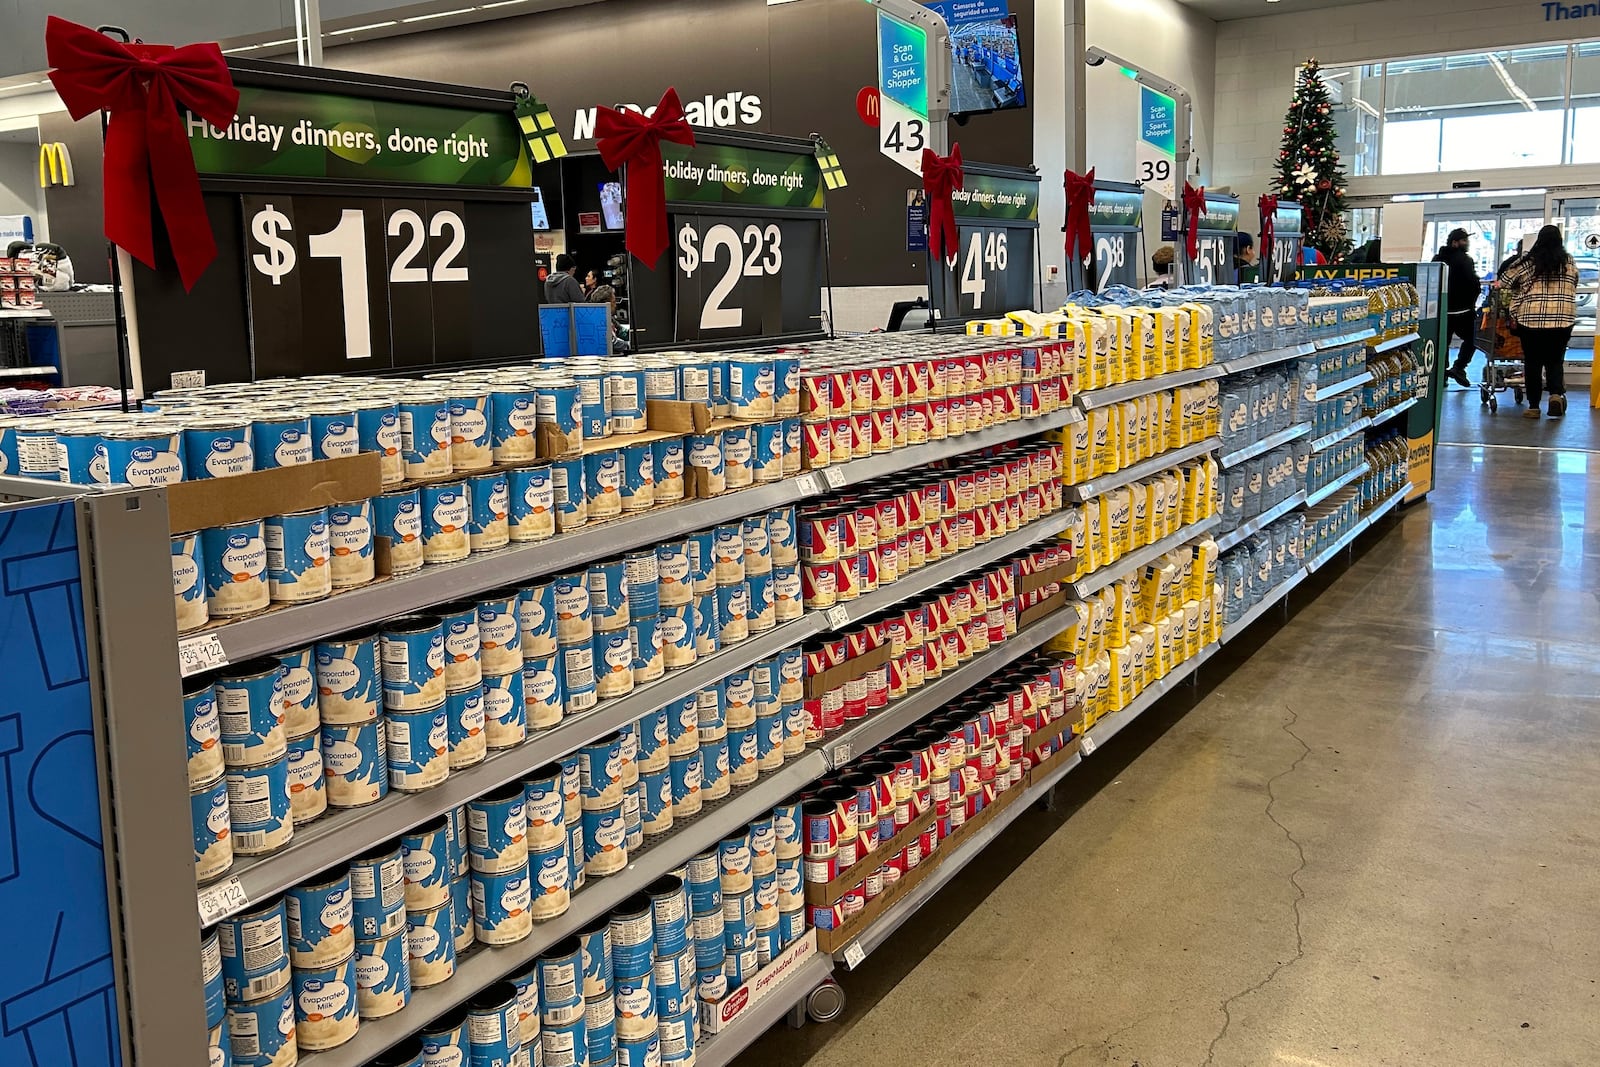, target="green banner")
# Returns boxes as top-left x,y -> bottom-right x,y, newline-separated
186,85 -> 532,188
952,172 -> 1040,222
662,141 -> 825,210
1273,200 -> 1304,236
1197,196 -> 1239,233
1089,187 -> 1143,229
